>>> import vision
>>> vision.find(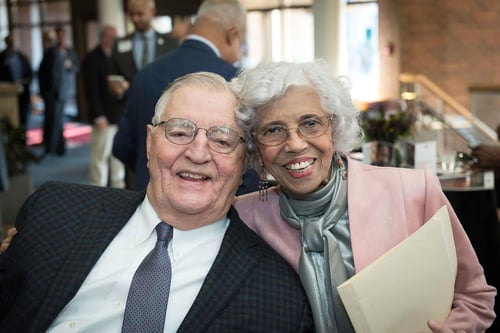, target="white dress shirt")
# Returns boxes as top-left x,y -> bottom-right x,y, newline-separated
133,29 -> 155,68
185,34 -> 221,58
47,196 -> 228,333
